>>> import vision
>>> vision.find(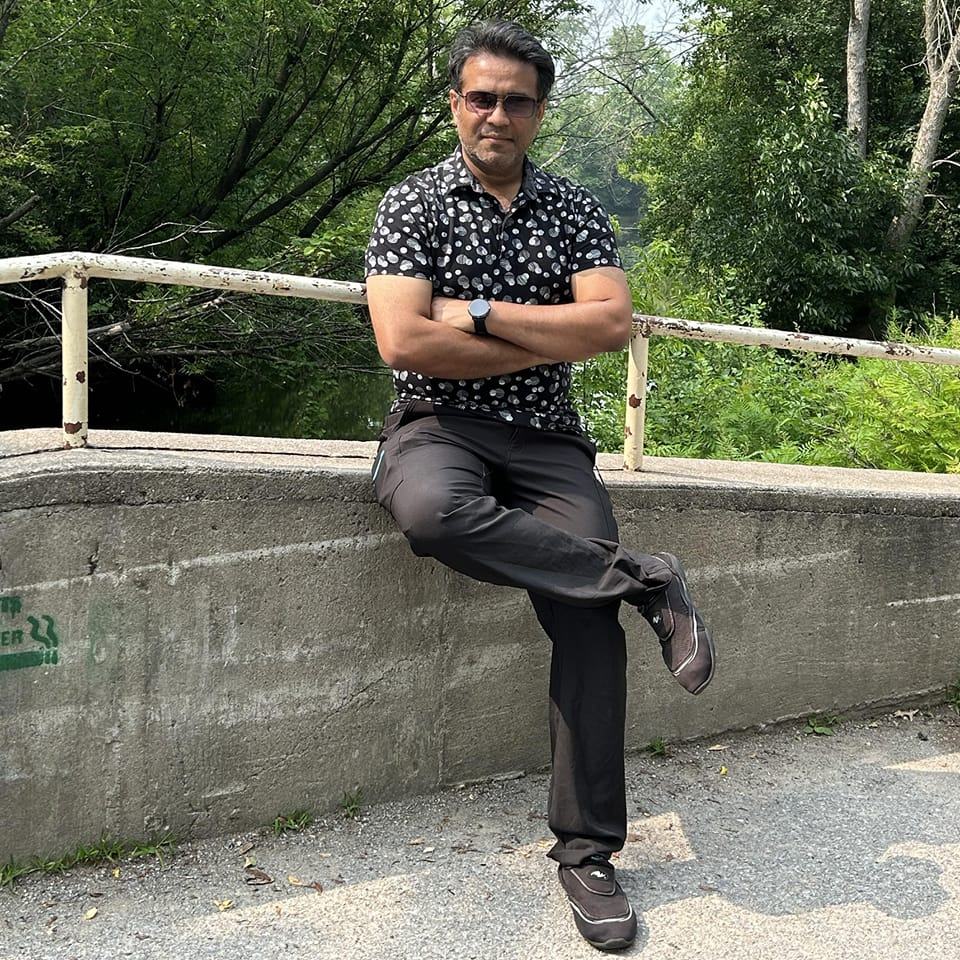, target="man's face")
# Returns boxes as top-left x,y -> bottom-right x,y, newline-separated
449,53 -> 546,178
